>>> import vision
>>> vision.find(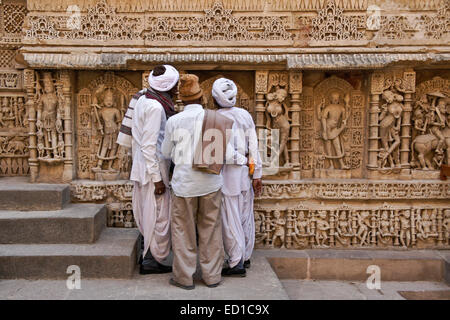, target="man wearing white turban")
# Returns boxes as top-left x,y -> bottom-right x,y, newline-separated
212,78 -> 263,277
123,64 -> 179,274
